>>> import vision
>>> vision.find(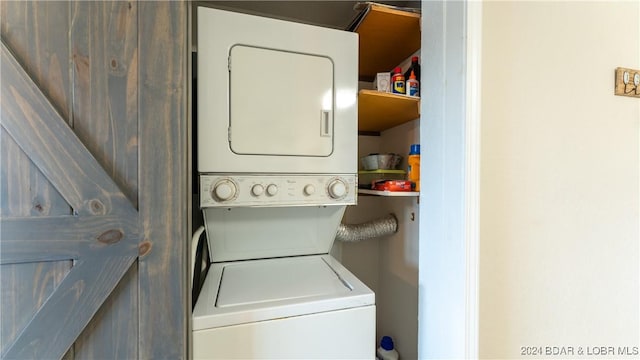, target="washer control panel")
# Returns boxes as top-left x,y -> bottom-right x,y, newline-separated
200,174 -> 357,208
